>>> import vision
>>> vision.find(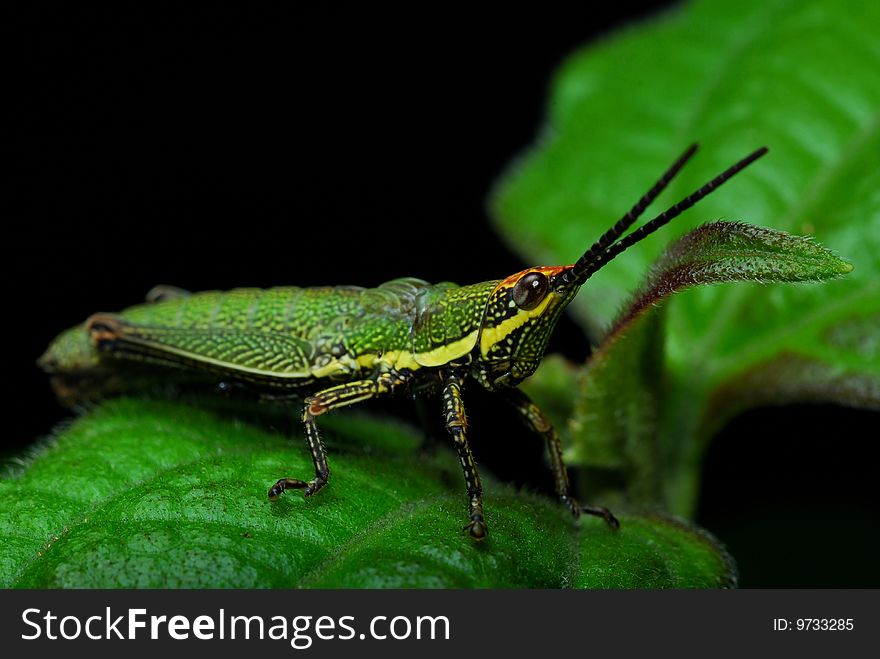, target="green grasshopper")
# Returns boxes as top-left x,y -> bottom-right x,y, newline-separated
40,144 -> 766,539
